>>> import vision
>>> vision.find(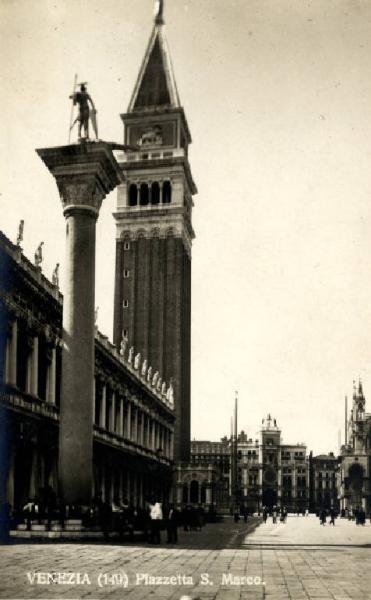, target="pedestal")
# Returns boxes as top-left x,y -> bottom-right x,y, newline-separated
37,141 -> 122,505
